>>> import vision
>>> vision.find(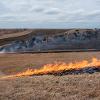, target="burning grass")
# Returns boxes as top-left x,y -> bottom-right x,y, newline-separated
0,58 -> 100,79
